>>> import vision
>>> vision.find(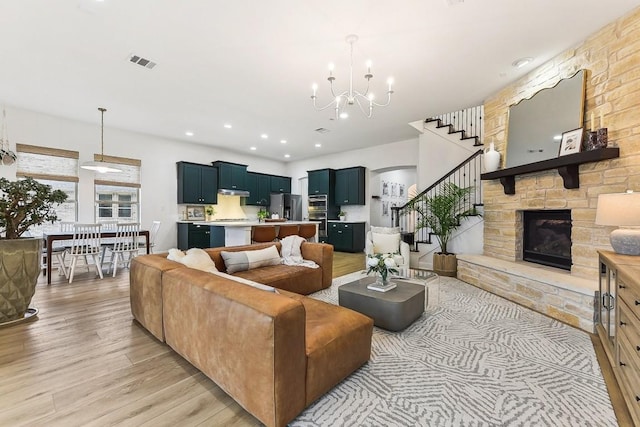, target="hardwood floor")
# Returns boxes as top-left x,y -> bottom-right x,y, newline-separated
1,251 -> 627,426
